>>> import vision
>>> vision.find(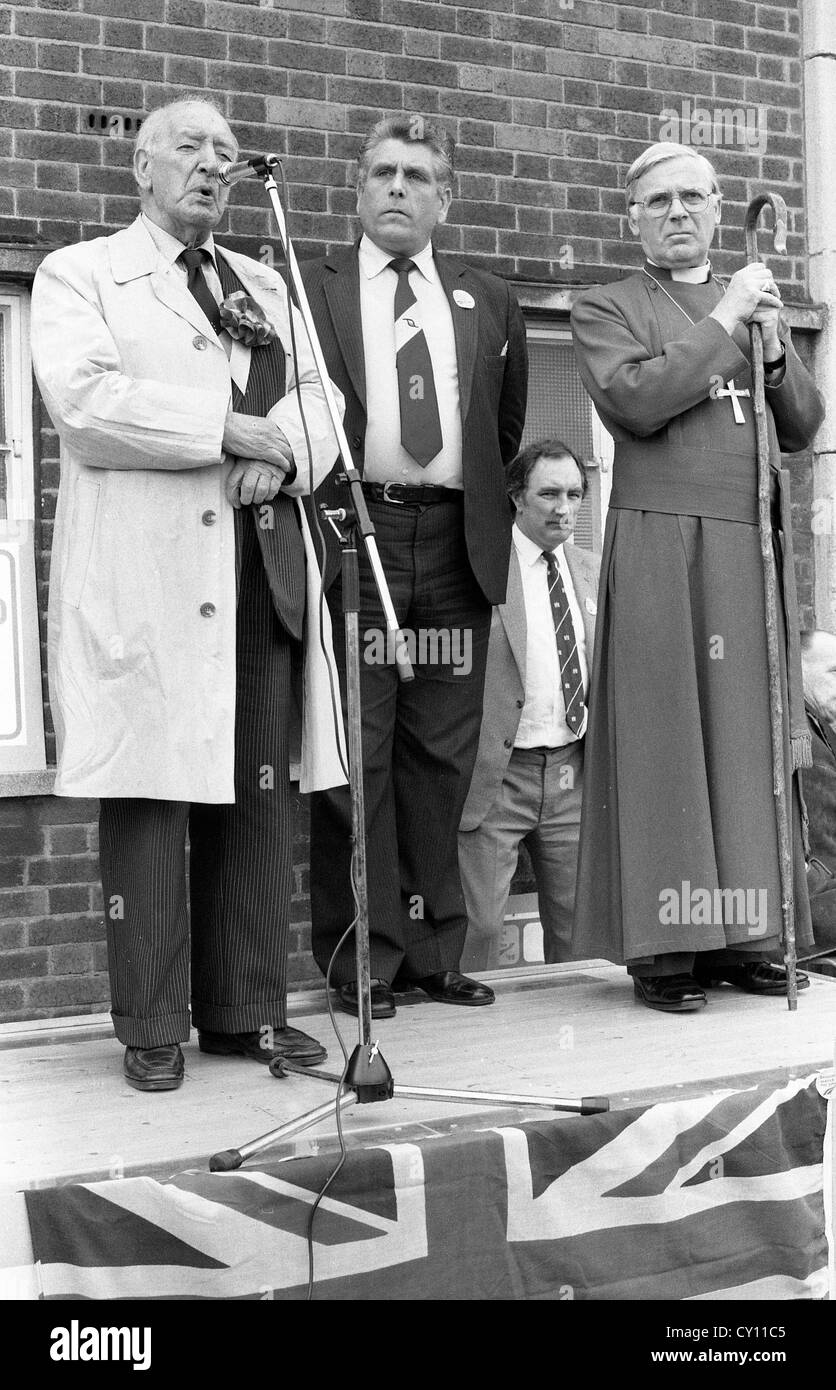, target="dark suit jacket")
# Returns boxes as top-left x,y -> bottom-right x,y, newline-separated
300,241 -> 528,605
460,542 -> 601,830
